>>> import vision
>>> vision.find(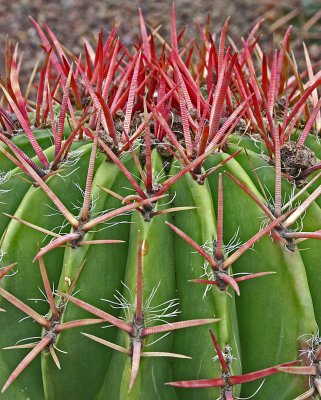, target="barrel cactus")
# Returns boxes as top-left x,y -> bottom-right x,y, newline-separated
1,6 -> 321,399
